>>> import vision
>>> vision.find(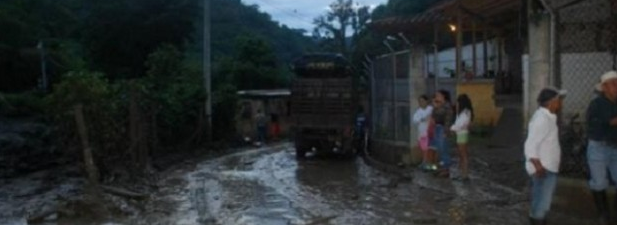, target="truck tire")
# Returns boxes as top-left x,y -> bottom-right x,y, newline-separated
295,140 -> 306,159
343,139 -> 356,160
